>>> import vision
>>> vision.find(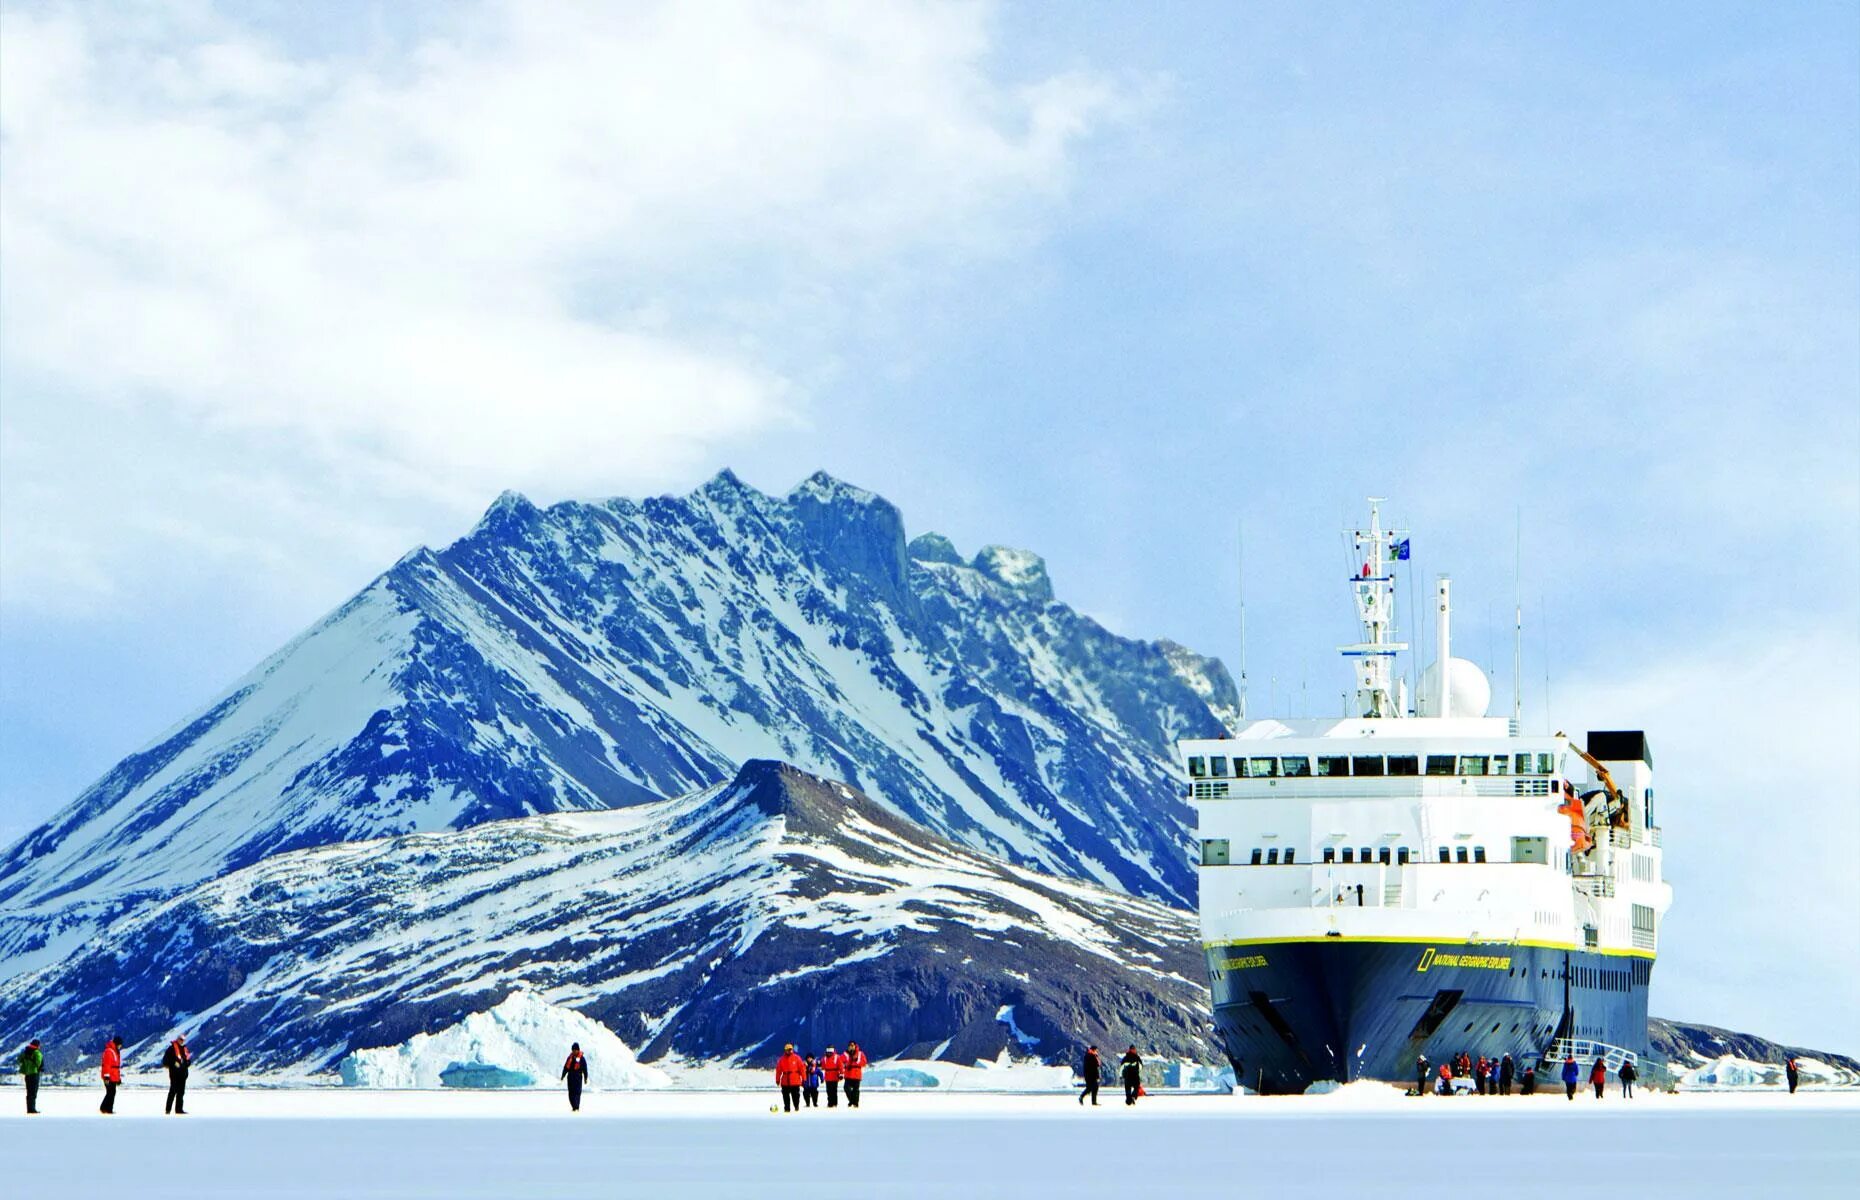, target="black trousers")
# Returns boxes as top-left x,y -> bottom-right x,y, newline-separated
781,1084 -> 801,1112
1620,1079 -> 1633,1098
845,1079 -> 861,1108
803,1085 -> 818,1108
101,1081 -> 118,1113
167,1072 -> 188,1113
567,1076 -> 583,1111
1500,1079 -> 1512,1095
1788,1074 -> 1799,1094
826,1080 -> 839,1107
1080,1079 -> 1099,1105
1123,1078 -> 1139,1105
1564,1082 -> 1576,1100
24,1074 -> 38,1113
